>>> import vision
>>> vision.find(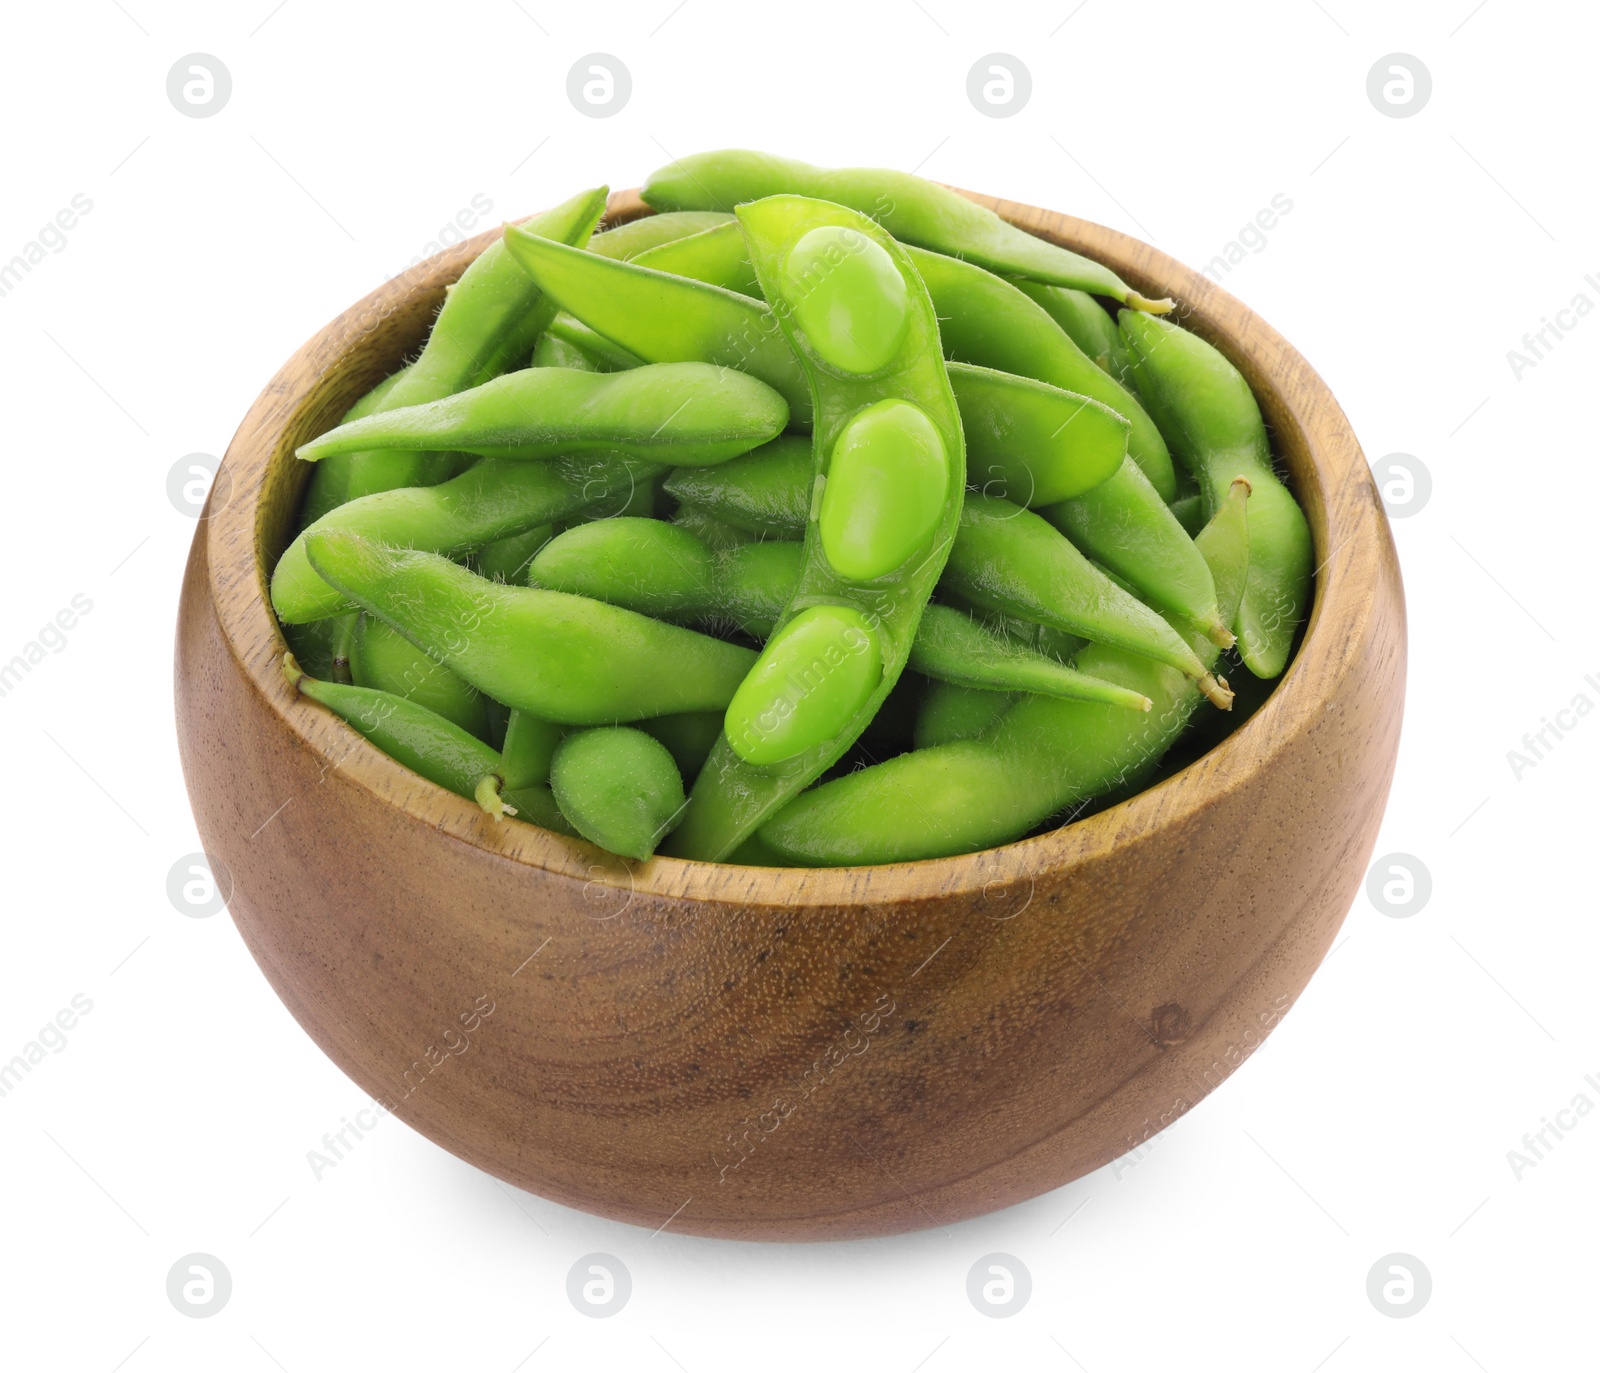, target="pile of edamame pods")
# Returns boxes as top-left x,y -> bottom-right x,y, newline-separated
274,149 -> 1313,867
